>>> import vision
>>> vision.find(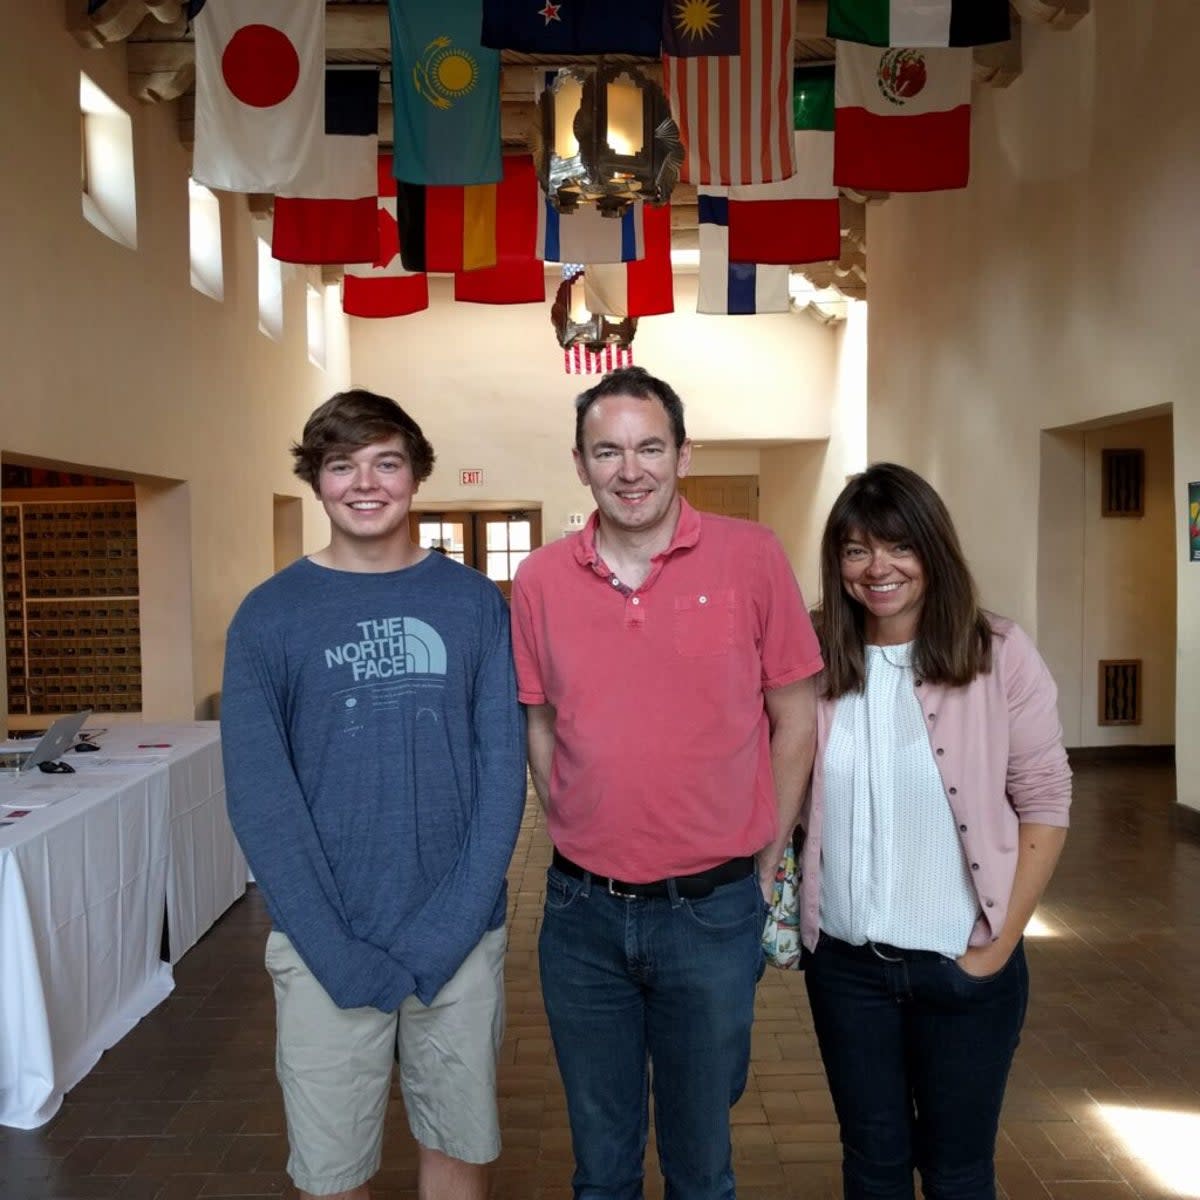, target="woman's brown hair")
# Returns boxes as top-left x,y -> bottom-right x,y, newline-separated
816,463 -> 992,698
